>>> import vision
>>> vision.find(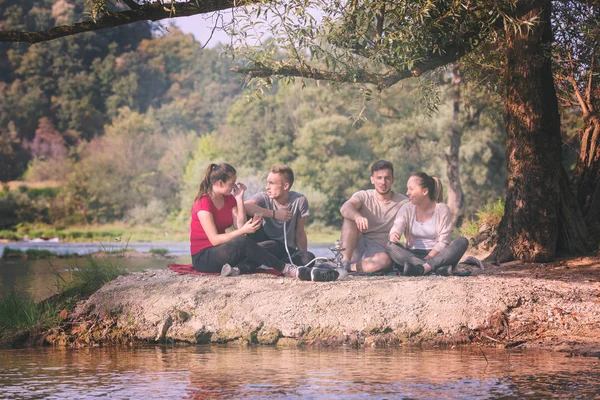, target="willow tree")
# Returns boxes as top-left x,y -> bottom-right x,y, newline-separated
225,0 -> 594,262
